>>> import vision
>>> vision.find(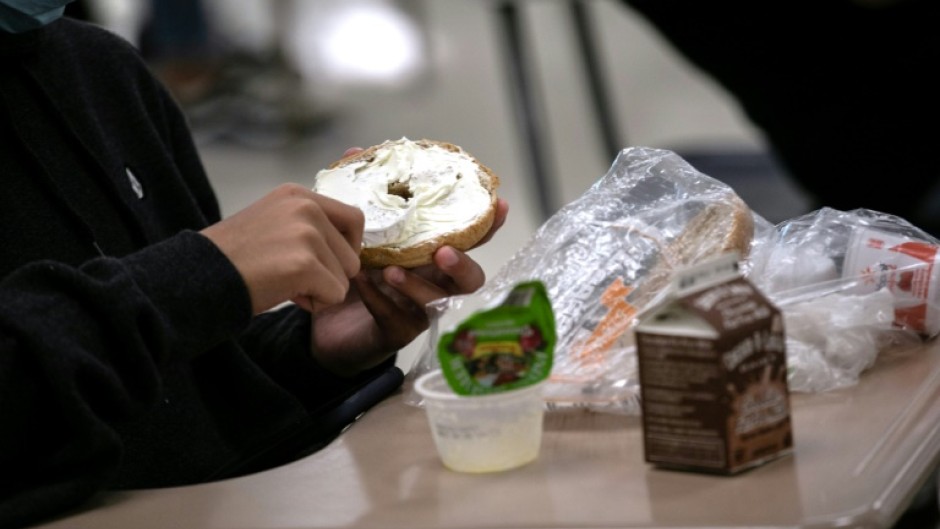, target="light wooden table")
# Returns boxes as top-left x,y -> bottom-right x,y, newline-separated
37,342 -> 940,529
